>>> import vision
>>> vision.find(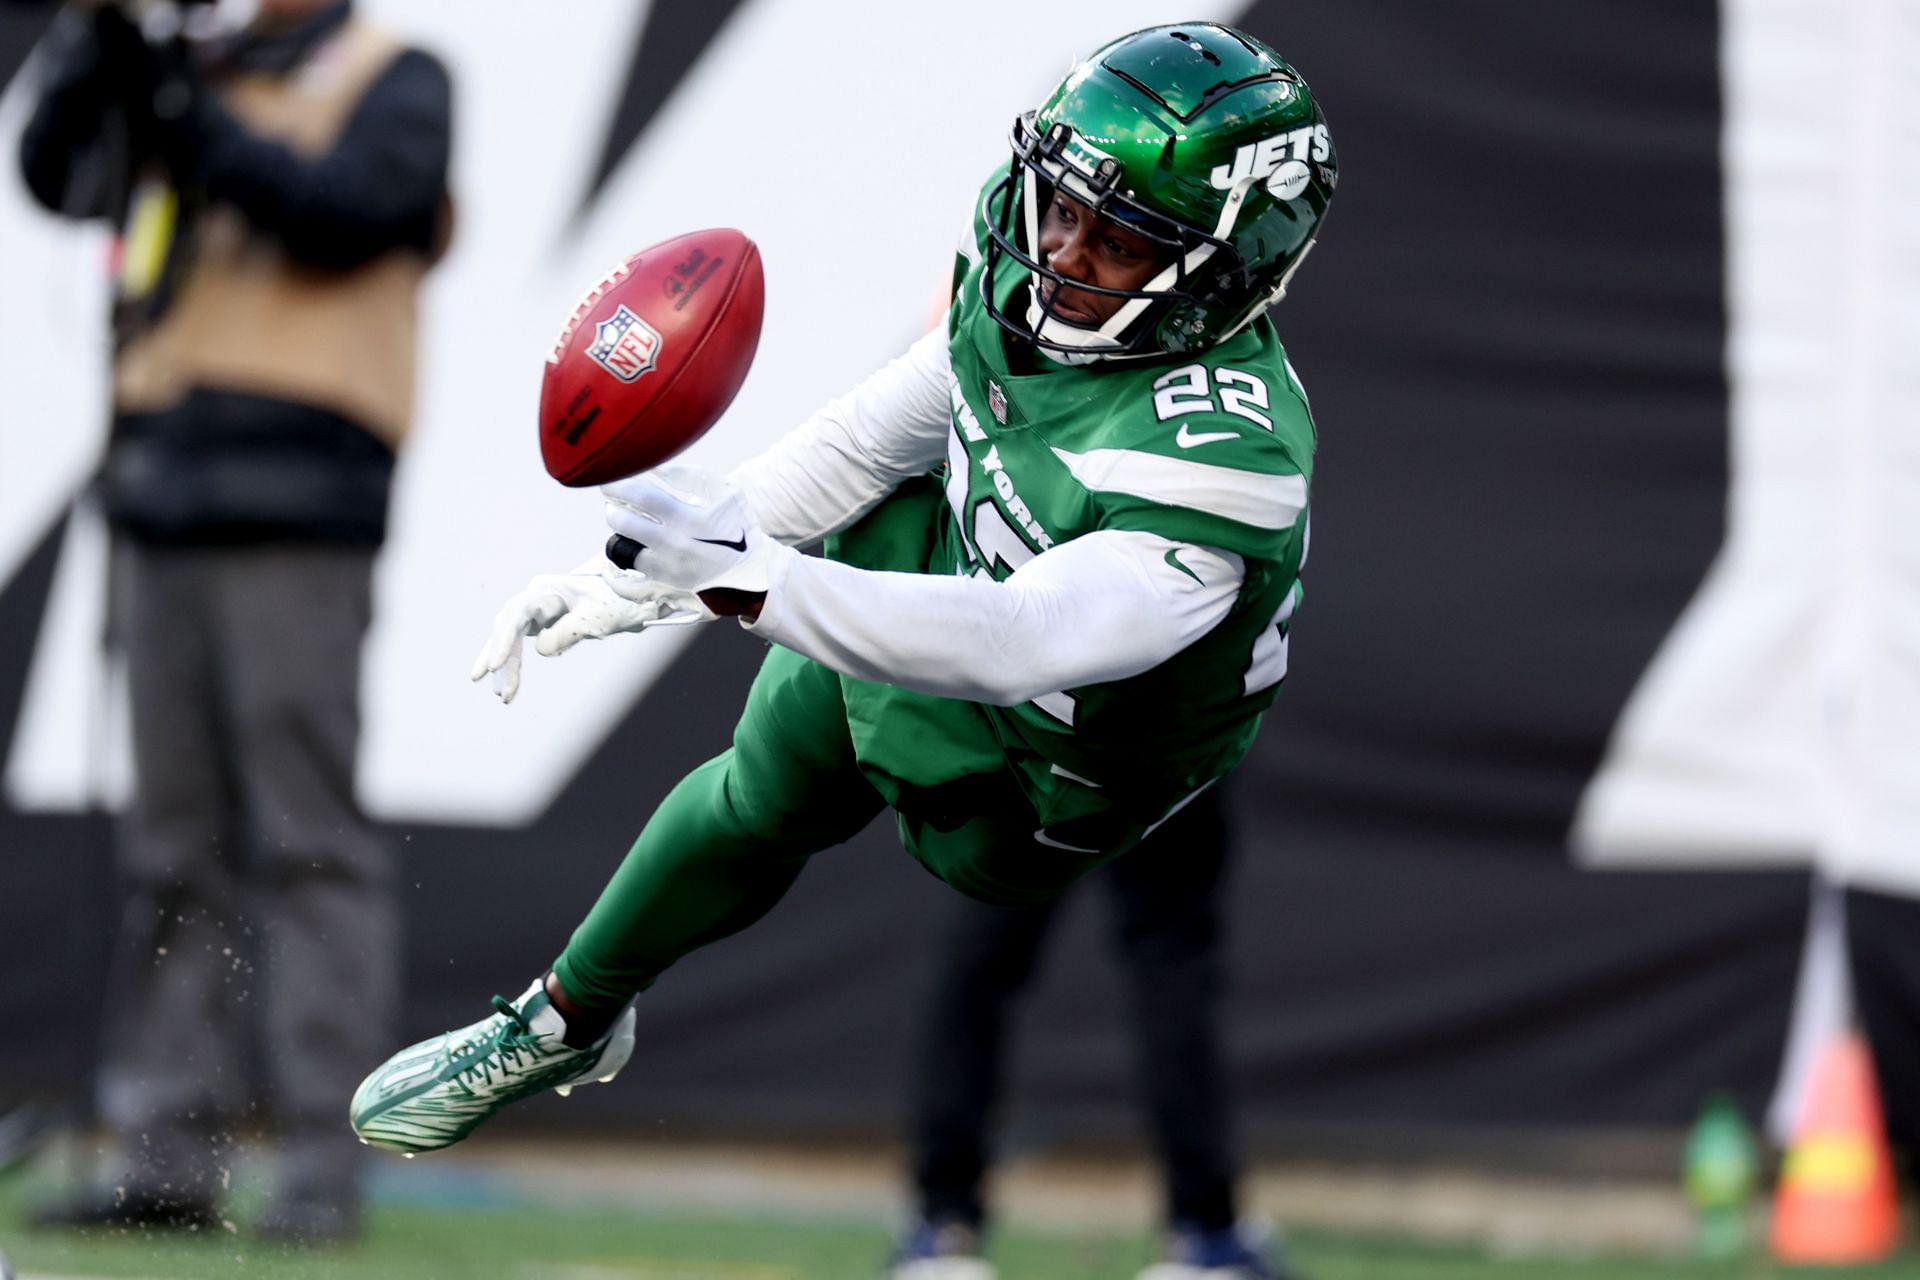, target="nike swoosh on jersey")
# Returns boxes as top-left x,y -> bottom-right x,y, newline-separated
696,533 -> 749,552
1175,424 -> 1239,448
1163,547 -> 1205,584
